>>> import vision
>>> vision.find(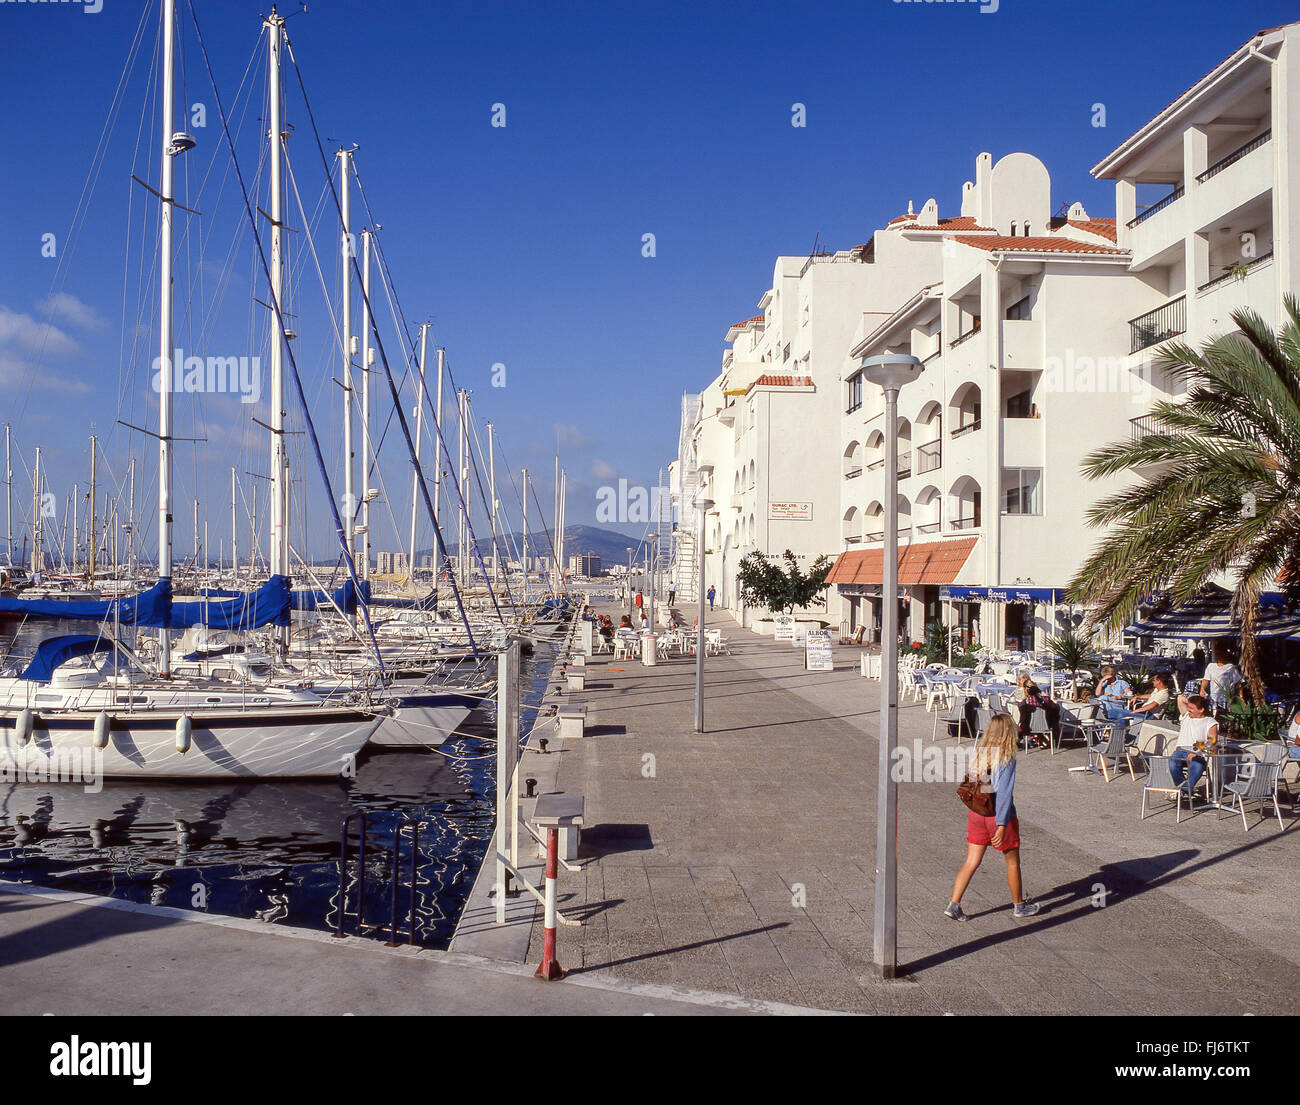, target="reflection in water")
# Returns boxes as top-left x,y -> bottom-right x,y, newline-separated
0,634 -> 556,949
